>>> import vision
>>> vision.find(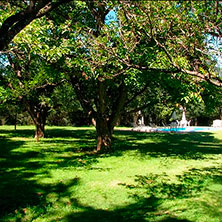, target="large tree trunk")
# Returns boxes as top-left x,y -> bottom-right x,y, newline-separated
35,119 -> 45,142
95,80 -> 113,152
70,75 -> 126,152
34,110 -> 47,142
95,81 -> 126,152
96,117 -> 113,152
25,102 -> 48,142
